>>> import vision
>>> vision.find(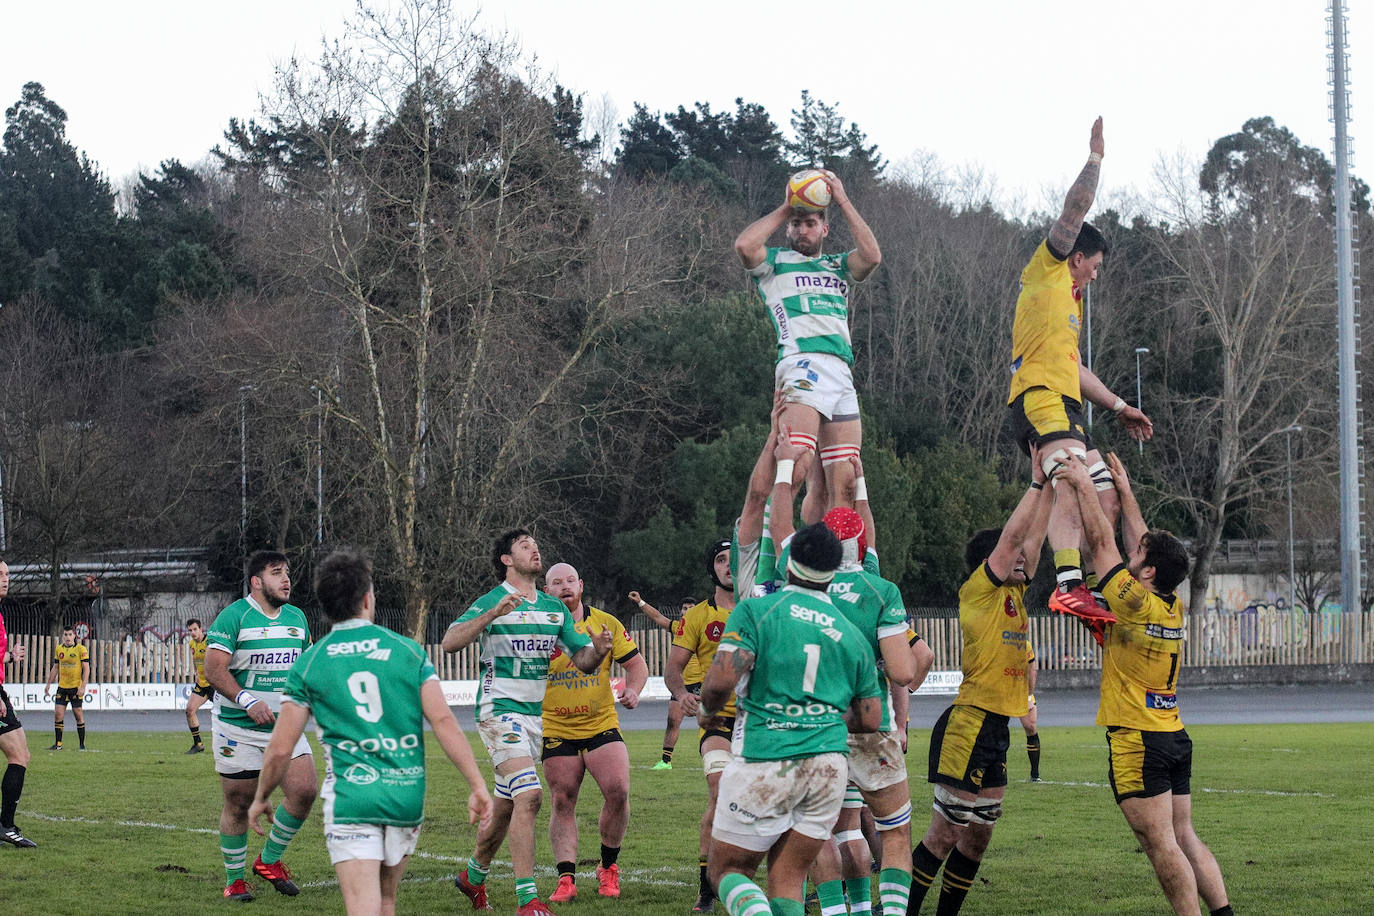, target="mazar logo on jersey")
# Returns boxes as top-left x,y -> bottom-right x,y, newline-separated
793,273 -> 849,297
247,649 -> 301,667
507,636 -> 556,653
